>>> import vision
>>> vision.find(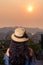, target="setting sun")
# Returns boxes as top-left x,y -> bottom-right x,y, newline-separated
27,6 -> 33,12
